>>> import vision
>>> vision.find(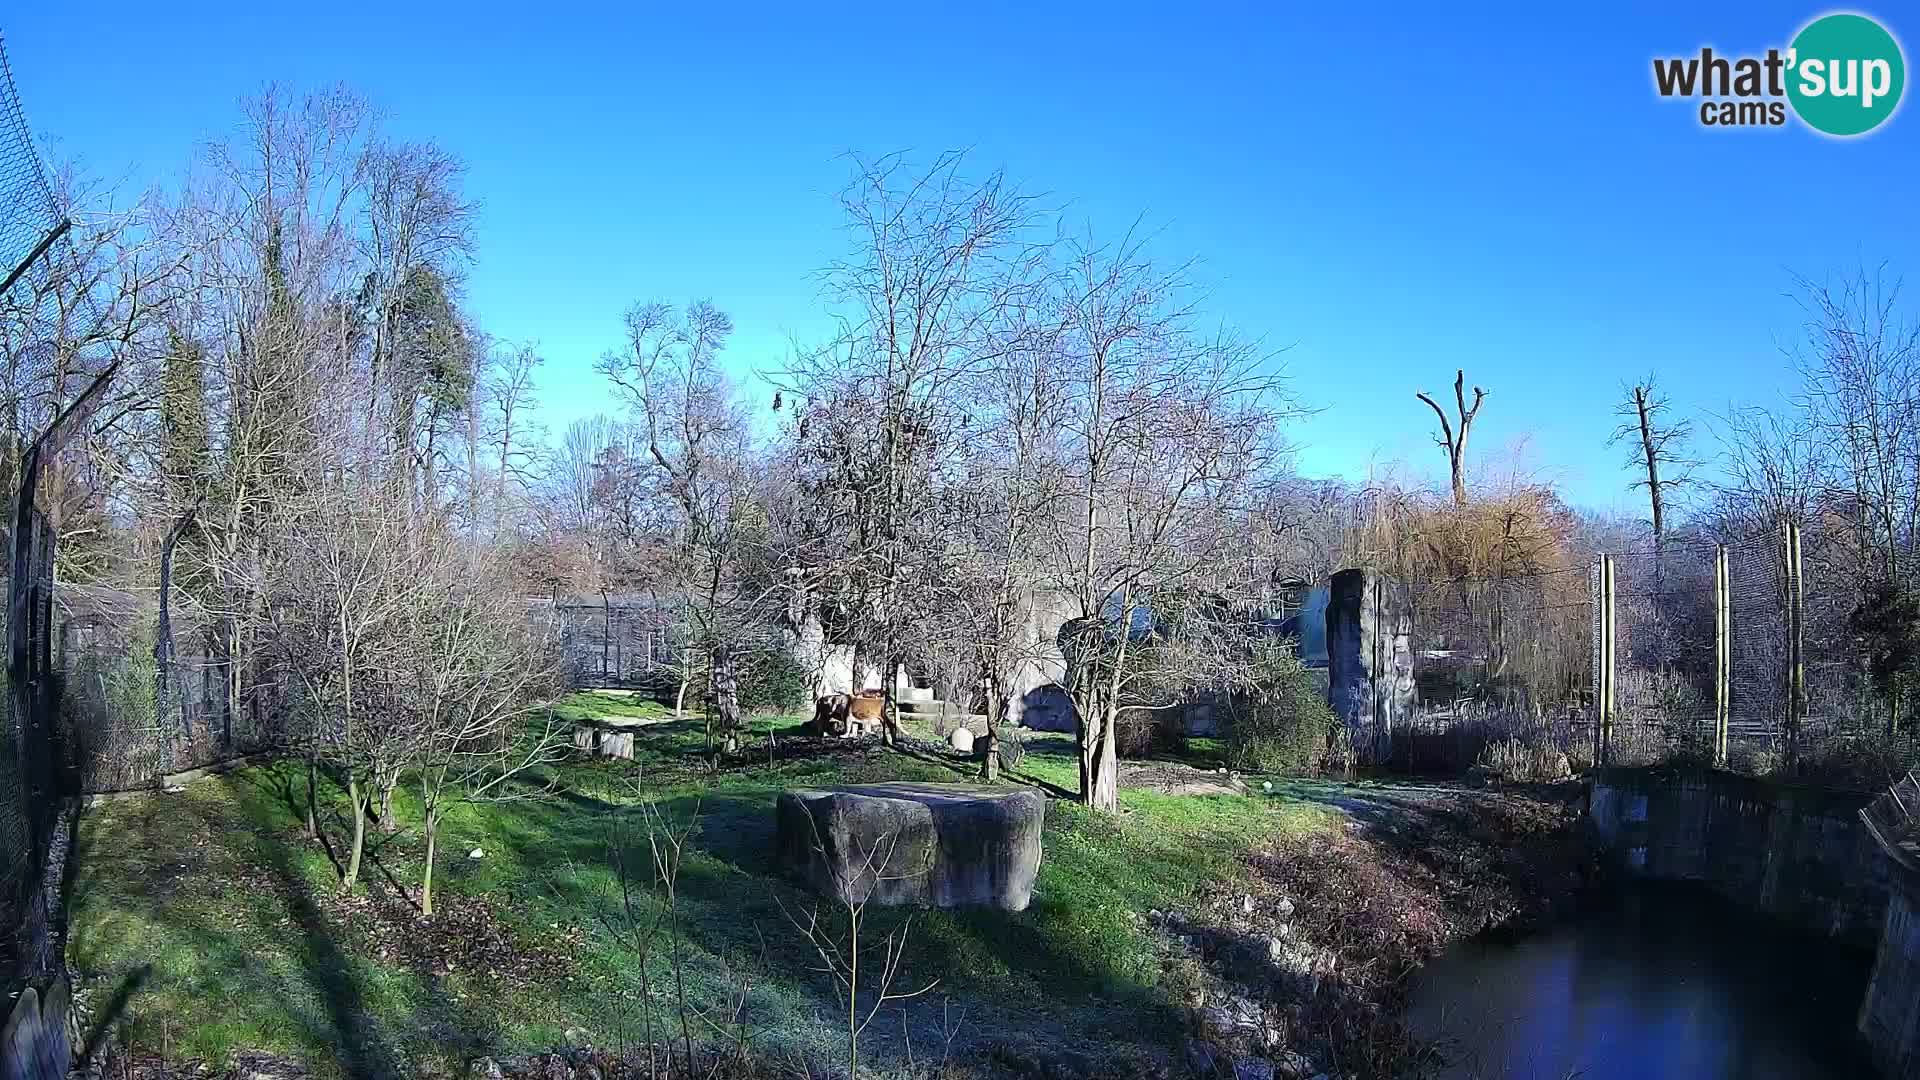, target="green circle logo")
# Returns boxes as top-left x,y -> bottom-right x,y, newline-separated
1787,13 -> 1906,136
